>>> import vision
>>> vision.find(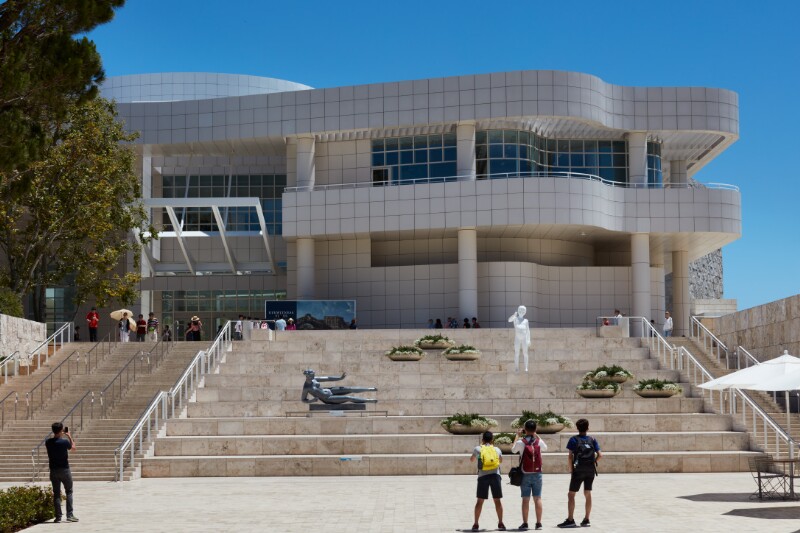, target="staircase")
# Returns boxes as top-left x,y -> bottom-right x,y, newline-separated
0,341 -> 204,481
669,336 -> 800,451
140,329 -> 760,478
